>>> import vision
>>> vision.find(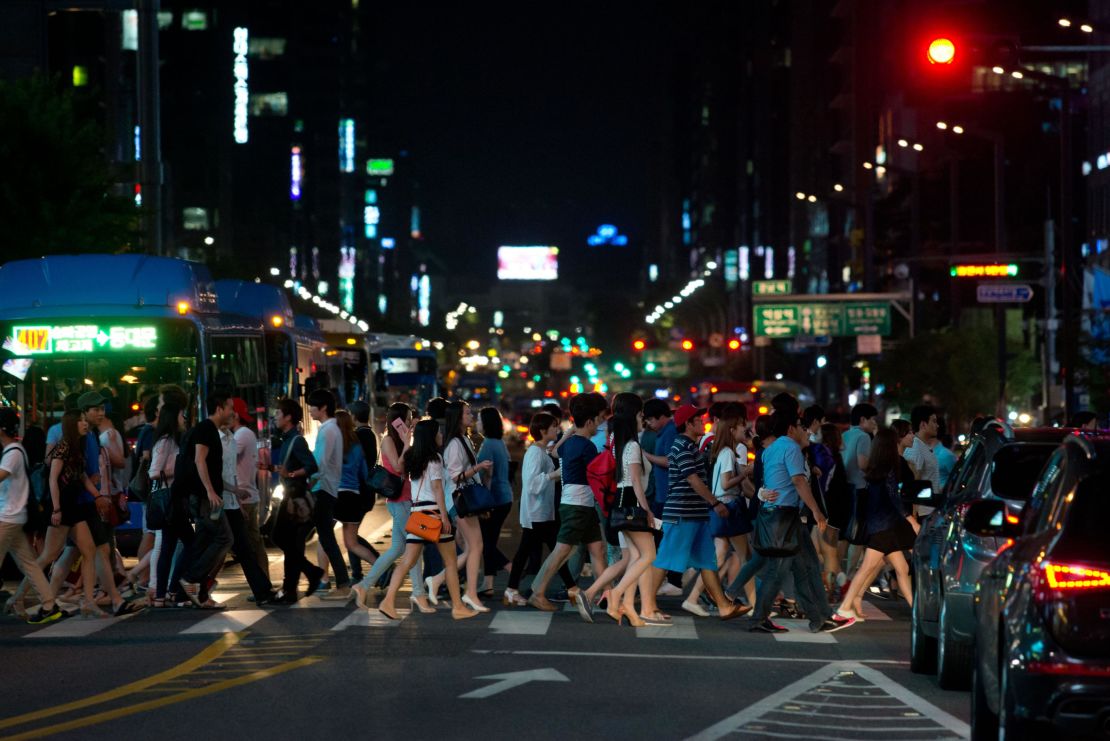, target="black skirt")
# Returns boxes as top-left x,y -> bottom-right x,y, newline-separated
334,489 -> 370,524
866,518 -> 917,555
